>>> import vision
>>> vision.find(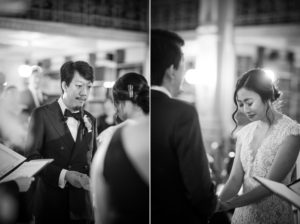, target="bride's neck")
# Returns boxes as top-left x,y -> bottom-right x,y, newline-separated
261,109 -> 281,126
